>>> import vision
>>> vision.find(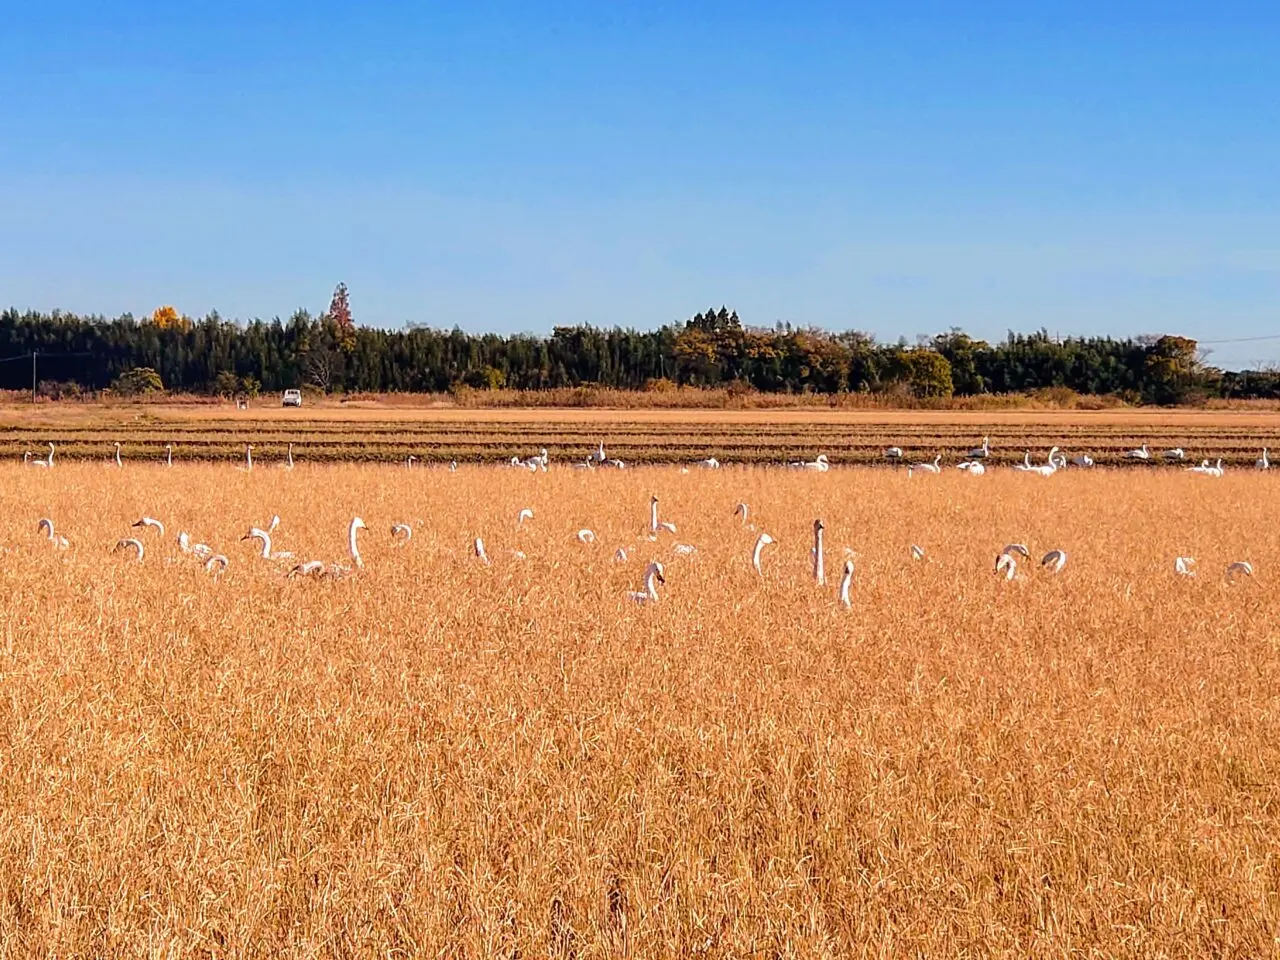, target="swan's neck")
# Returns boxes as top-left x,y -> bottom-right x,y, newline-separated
839,569 -> 852,605
813,527 -> 825,584
645,570 -> 660,600
349,524 -> 363,567
650,500 -> 658,532
258,533 -> 271,558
